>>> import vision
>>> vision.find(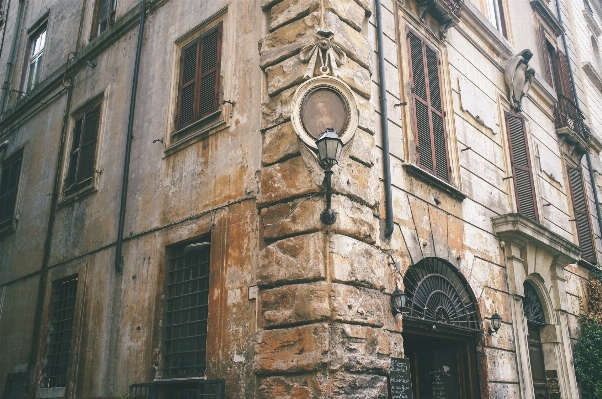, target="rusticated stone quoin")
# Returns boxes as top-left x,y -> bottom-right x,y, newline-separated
259,373 -> 327,399
261,281 -> 330,327
254,323 -> 329,374
330,283 -> 384,326
257,232 -> 326,287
